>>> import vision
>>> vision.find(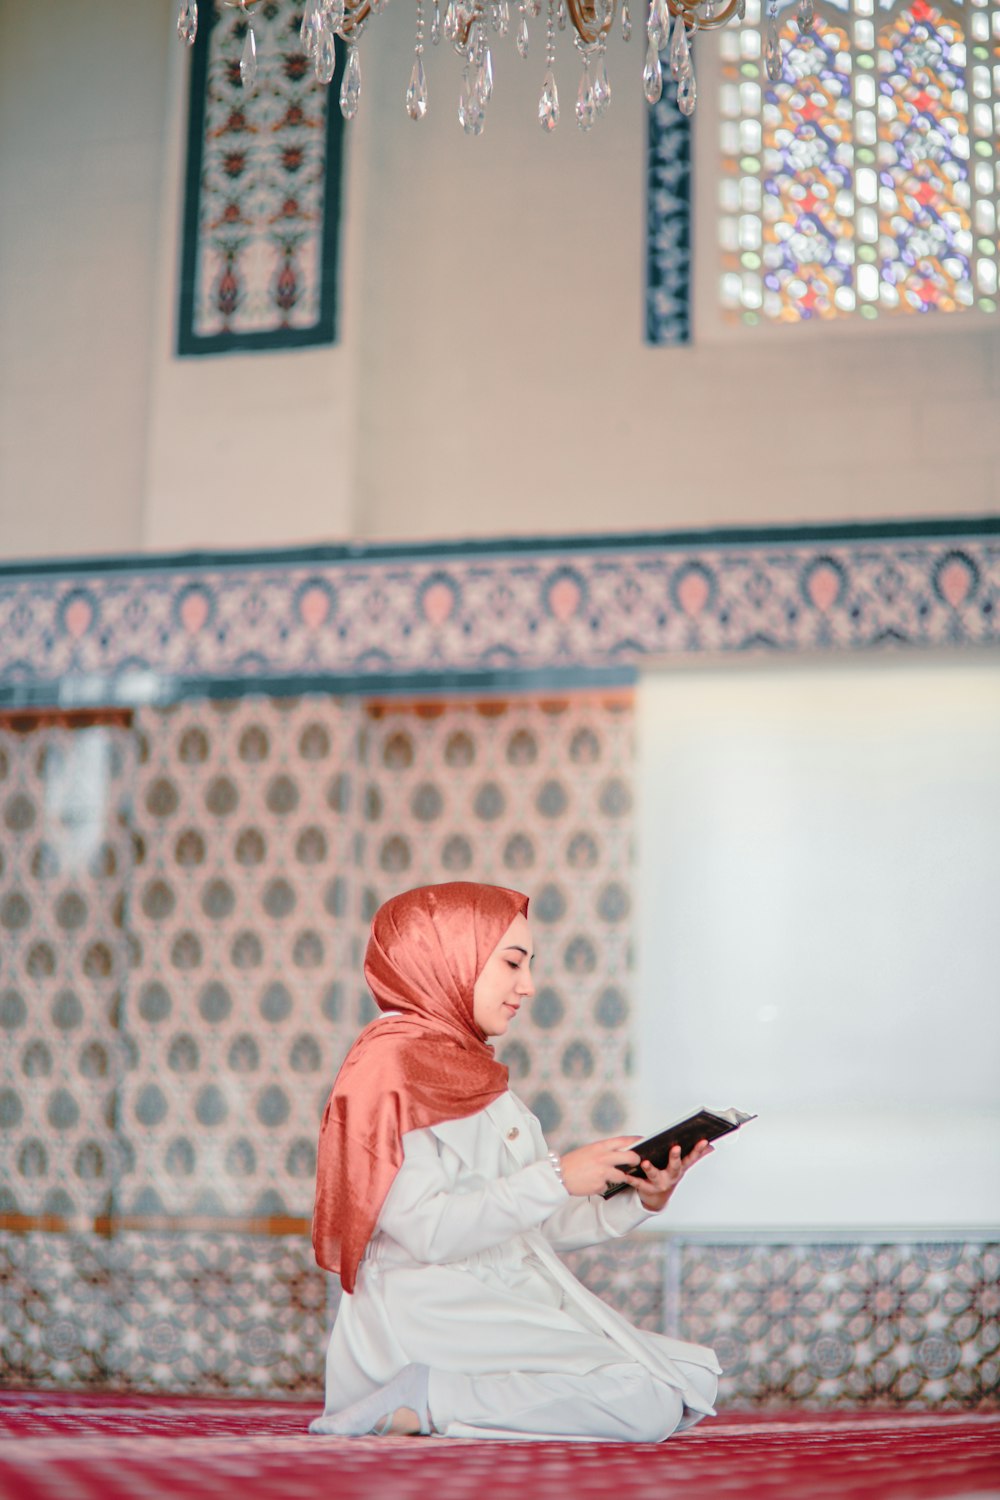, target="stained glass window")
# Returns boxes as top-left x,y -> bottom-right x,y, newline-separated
718,0 -> 1000,323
